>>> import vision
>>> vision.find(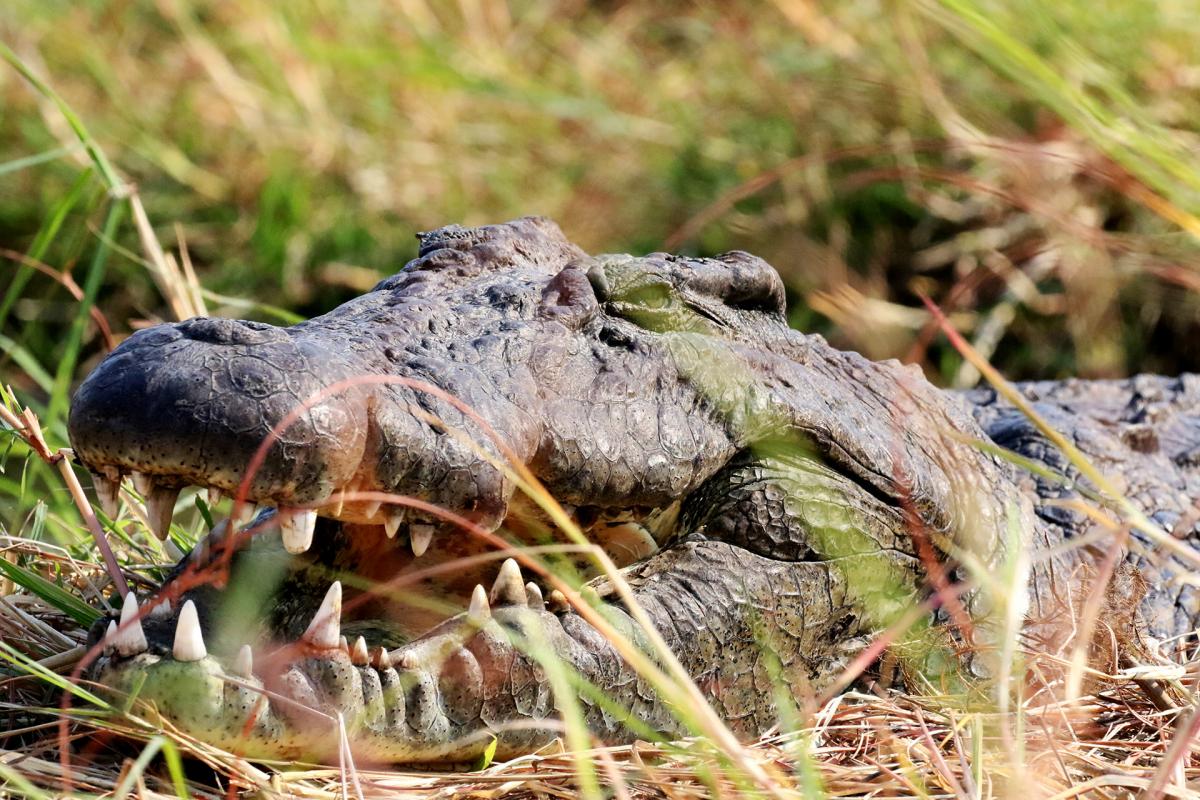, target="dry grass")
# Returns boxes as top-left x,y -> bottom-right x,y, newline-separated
3,547 -> 1198,800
